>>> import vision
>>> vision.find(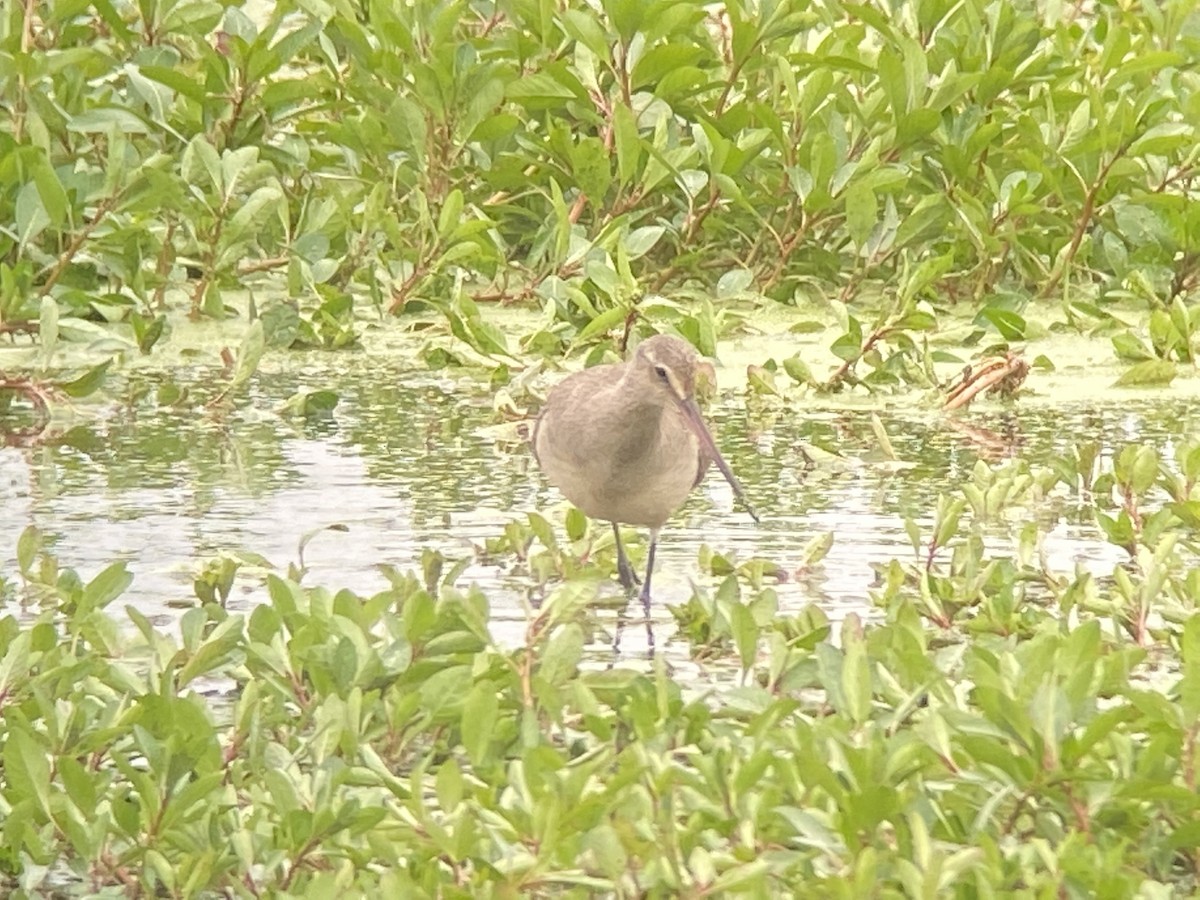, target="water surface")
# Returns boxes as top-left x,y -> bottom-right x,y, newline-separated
2,362 -> 1193,662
